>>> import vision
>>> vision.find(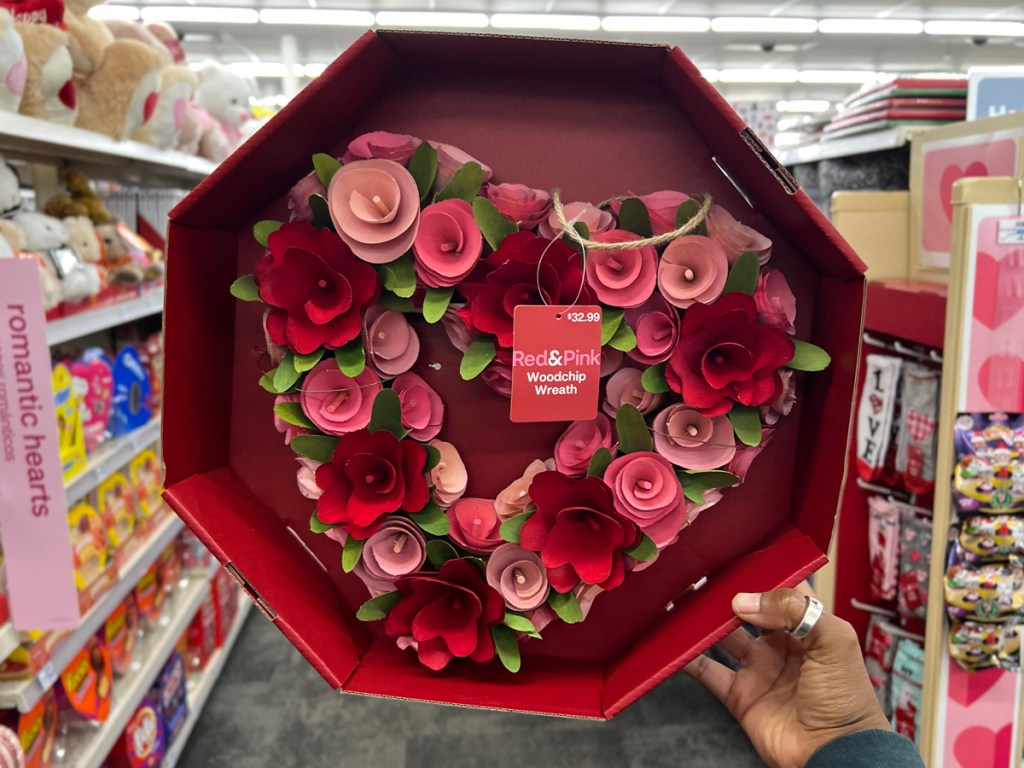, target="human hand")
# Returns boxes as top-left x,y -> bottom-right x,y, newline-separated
686,588 -> 891,768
